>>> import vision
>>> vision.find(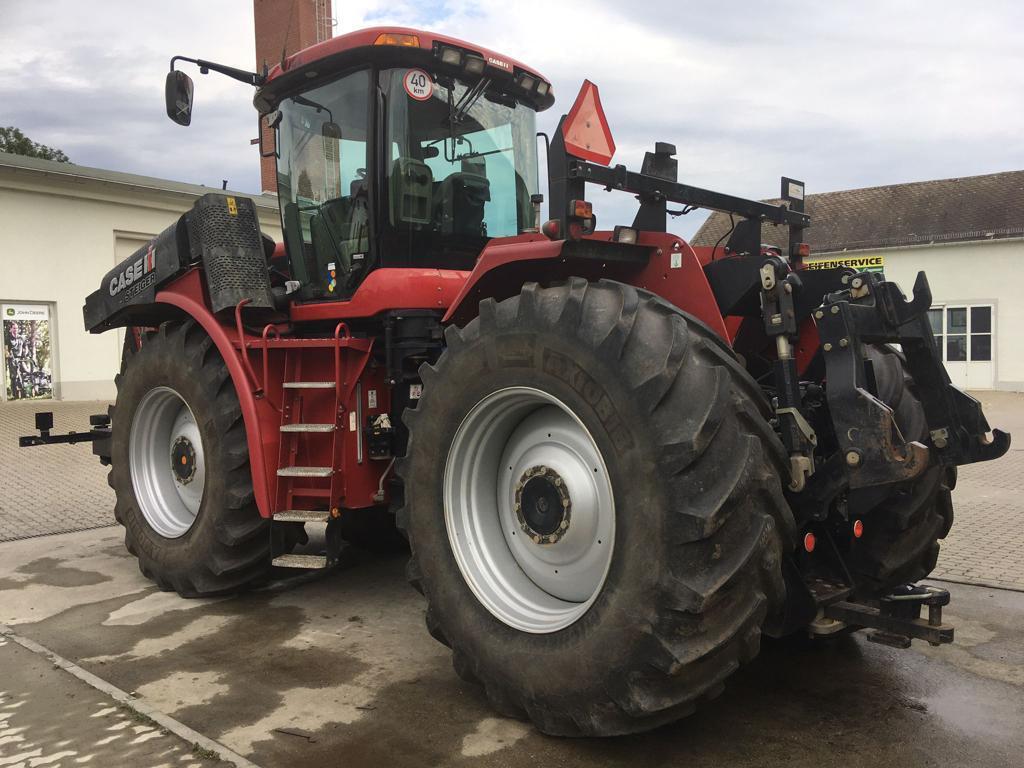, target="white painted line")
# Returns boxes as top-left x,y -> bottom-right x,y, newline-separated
0,623 -> 262,768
